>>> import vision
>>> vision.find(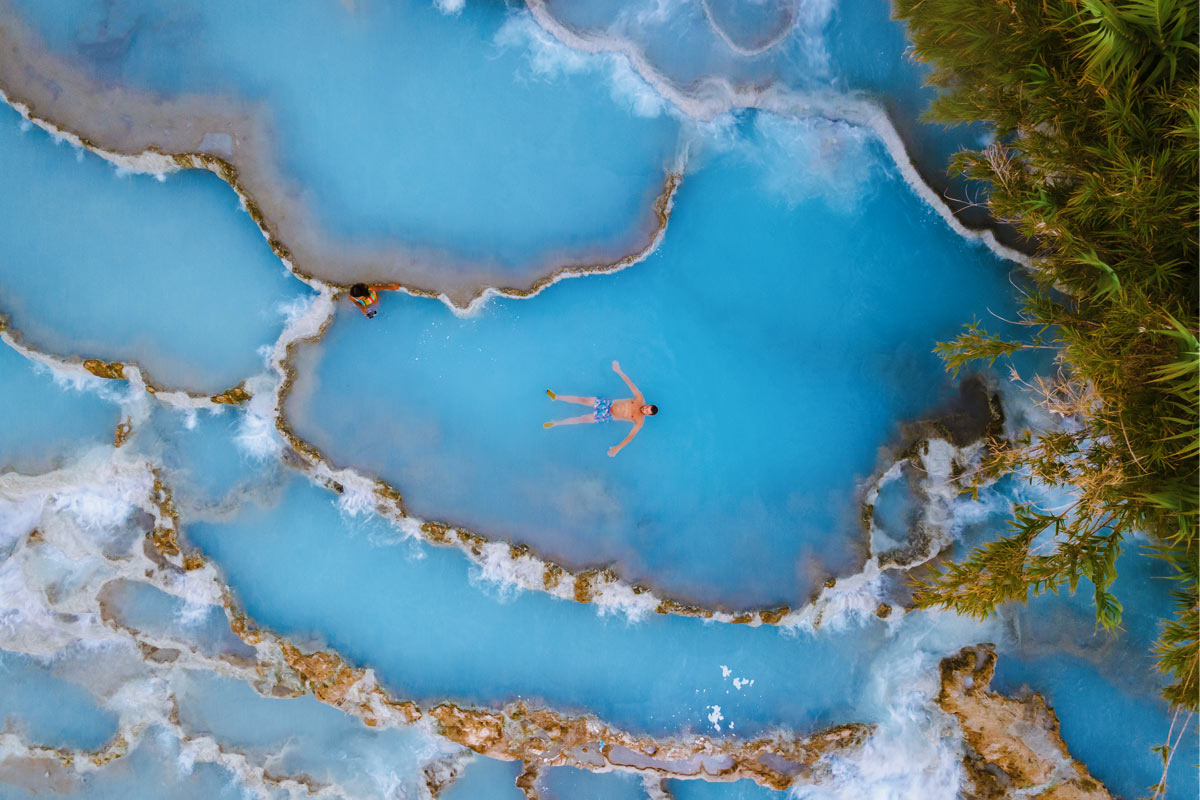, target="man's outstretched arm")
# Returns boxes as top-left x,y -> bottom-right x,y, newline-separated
608,419 -> 643,457
612,361 -> 642,400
